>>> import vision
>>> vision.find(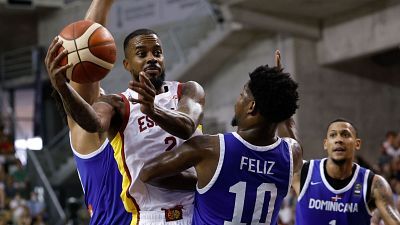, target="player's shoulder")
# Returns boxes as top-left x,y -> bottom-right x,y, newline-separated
180,81 -> 205,97
281,137 -> 299,145
371,174 -> 387,188
282,137 -> 303,173
96,94 -> 124,106
281,137 -> 301,154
